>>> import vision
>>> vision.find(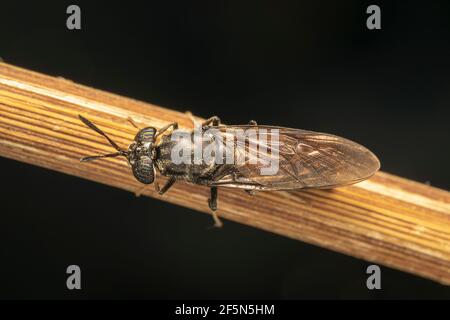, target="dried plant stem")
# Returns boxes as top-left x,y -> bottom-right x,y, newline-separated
0,62 -> 449,284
